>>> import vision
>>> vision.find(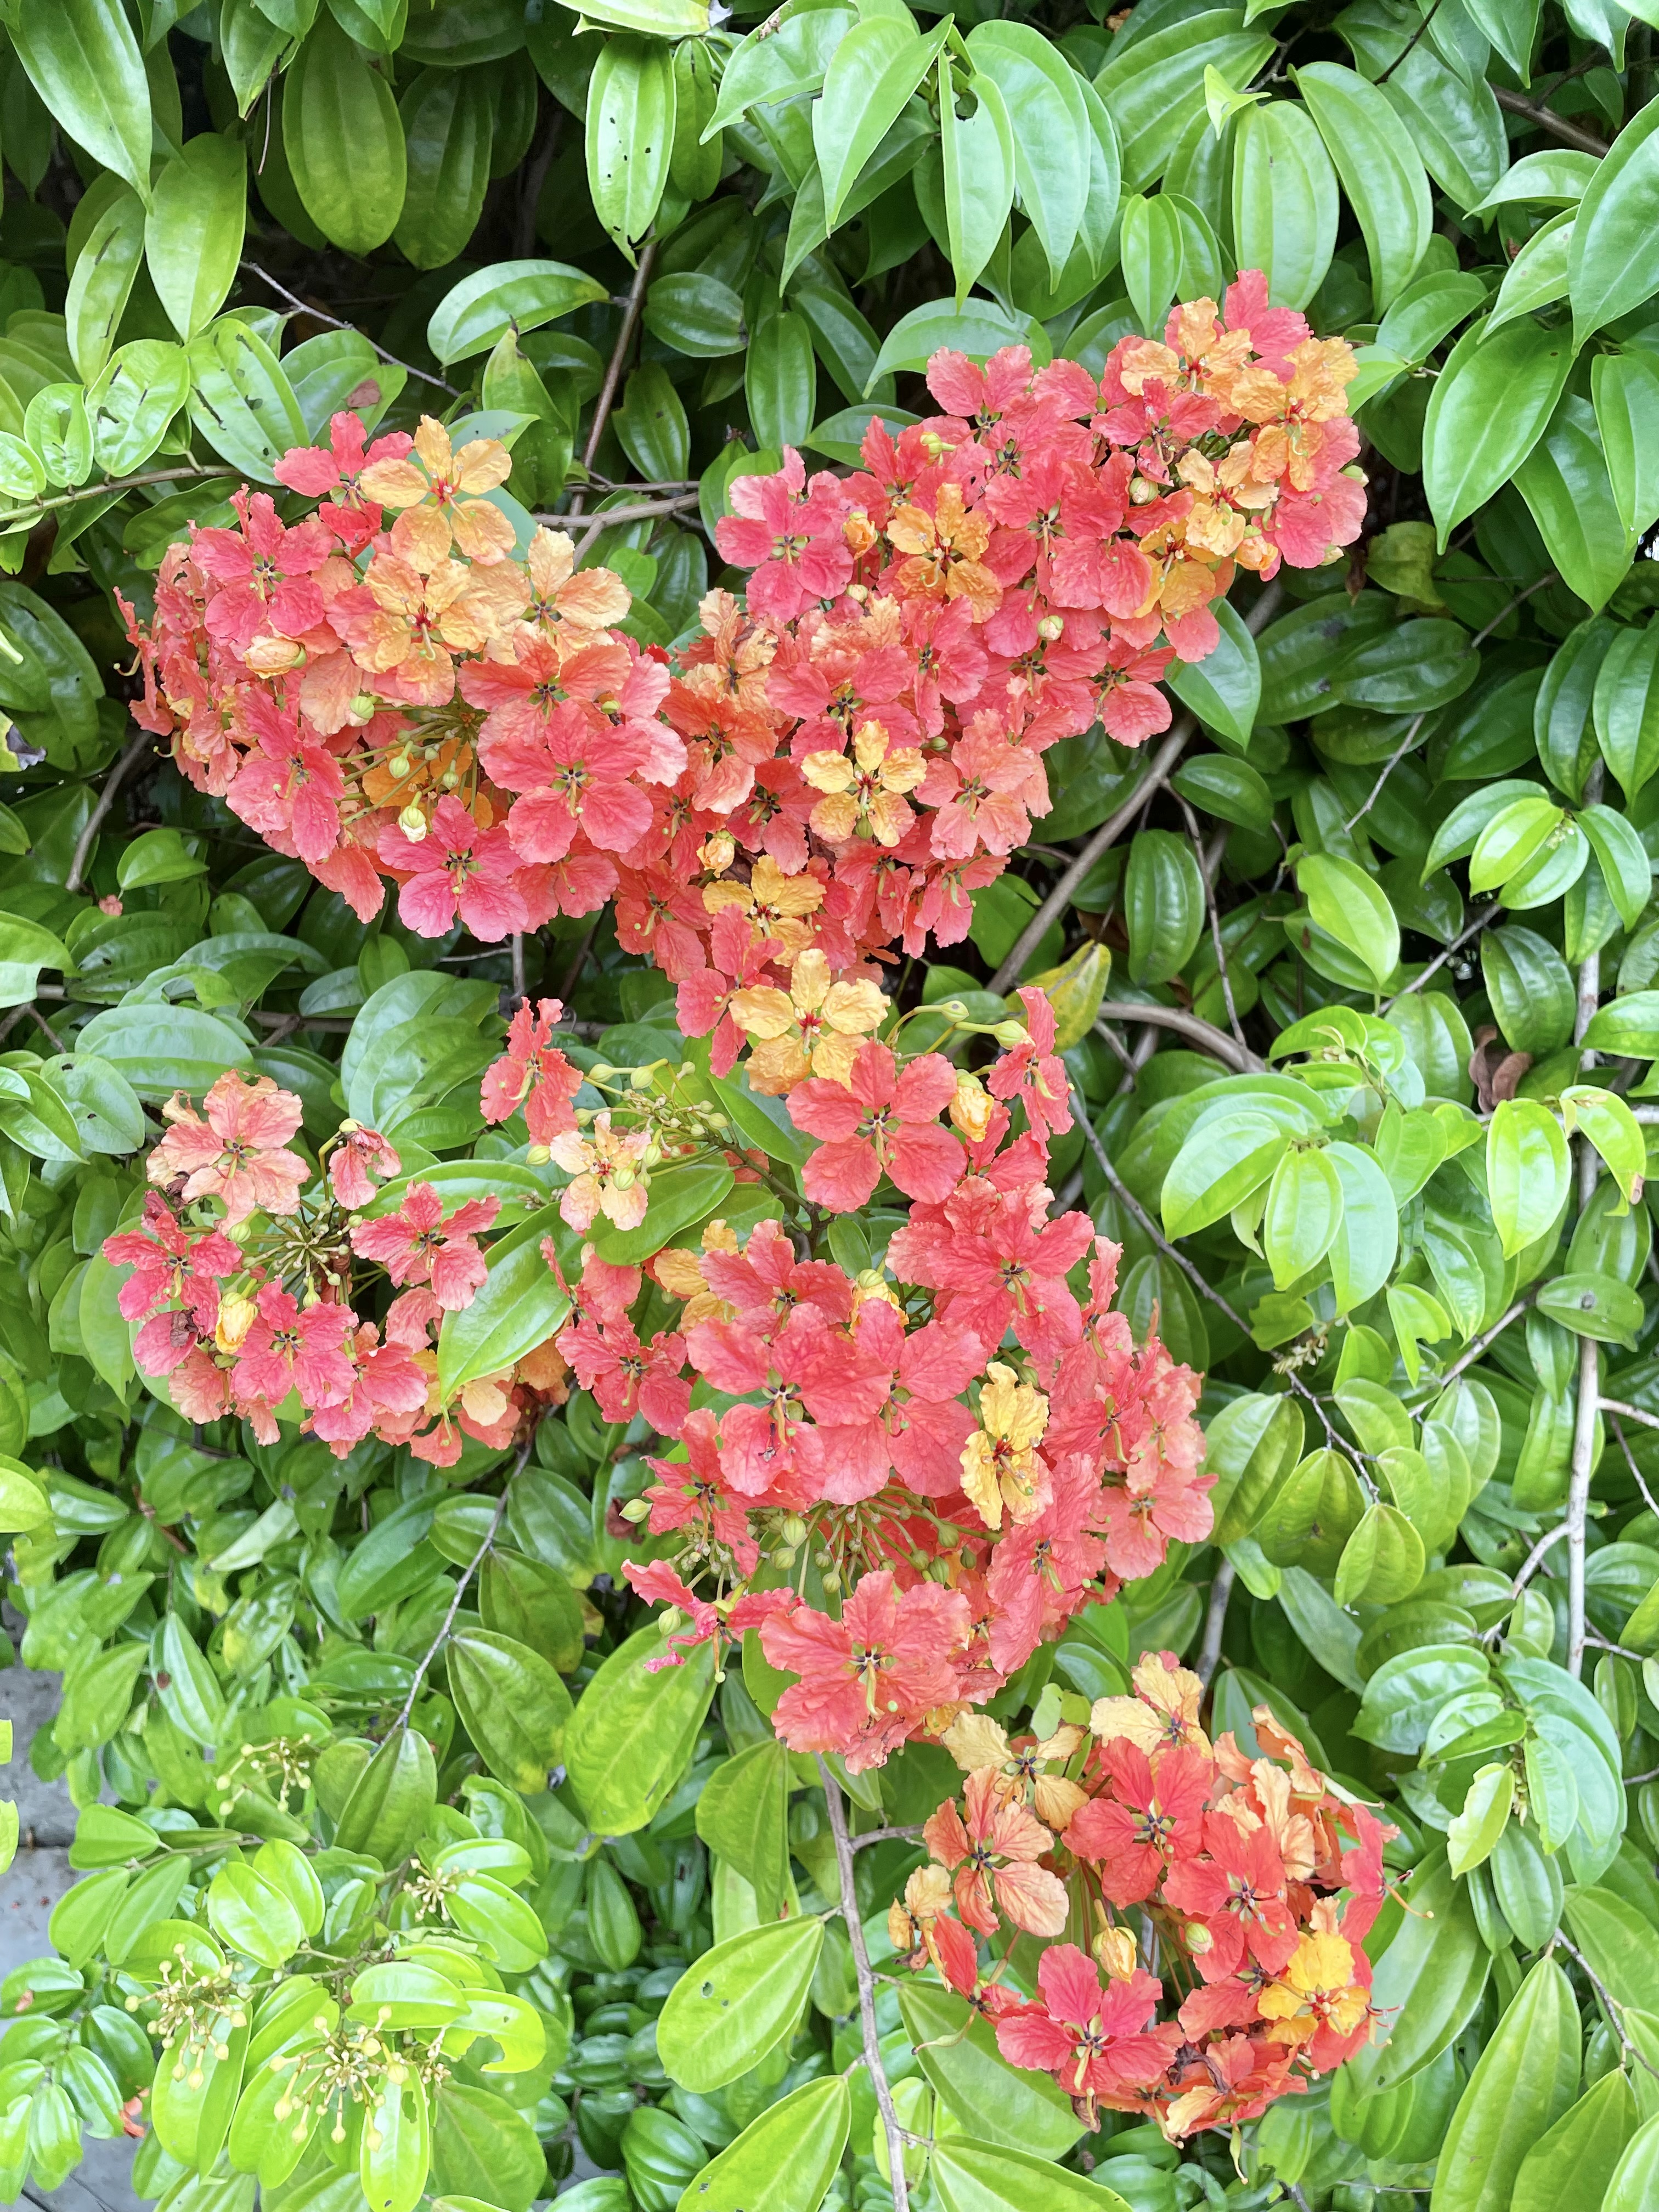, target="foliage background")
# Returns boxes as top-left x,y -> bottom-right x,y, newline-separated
9,0 -> 1659,2208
